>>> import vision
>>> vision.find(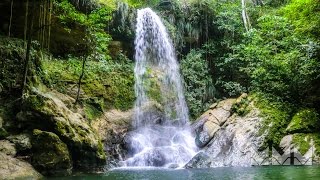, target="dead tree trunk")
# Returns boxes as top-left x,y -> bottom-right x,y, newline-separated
241,0 -> 251,32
